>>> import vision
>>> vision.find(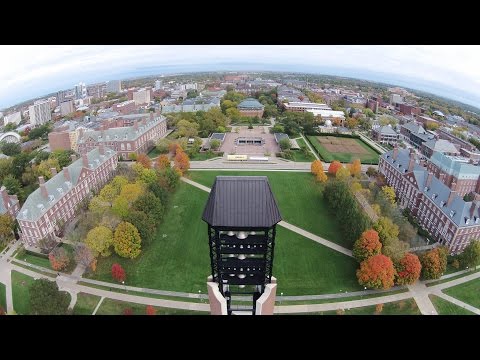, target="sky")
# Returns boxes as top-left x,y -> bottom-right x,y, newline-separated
1,45 -> 480,111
